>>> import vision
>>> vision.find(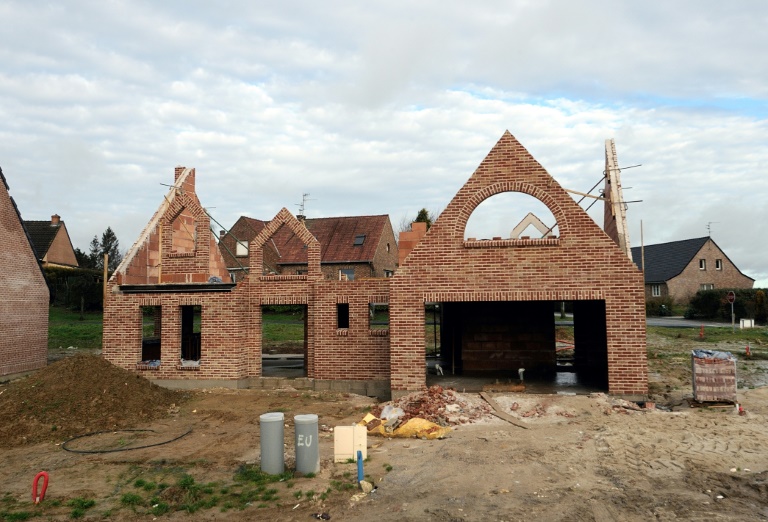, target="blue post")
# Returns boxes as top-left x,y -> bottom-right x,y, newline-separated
357,450 -> 364,482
